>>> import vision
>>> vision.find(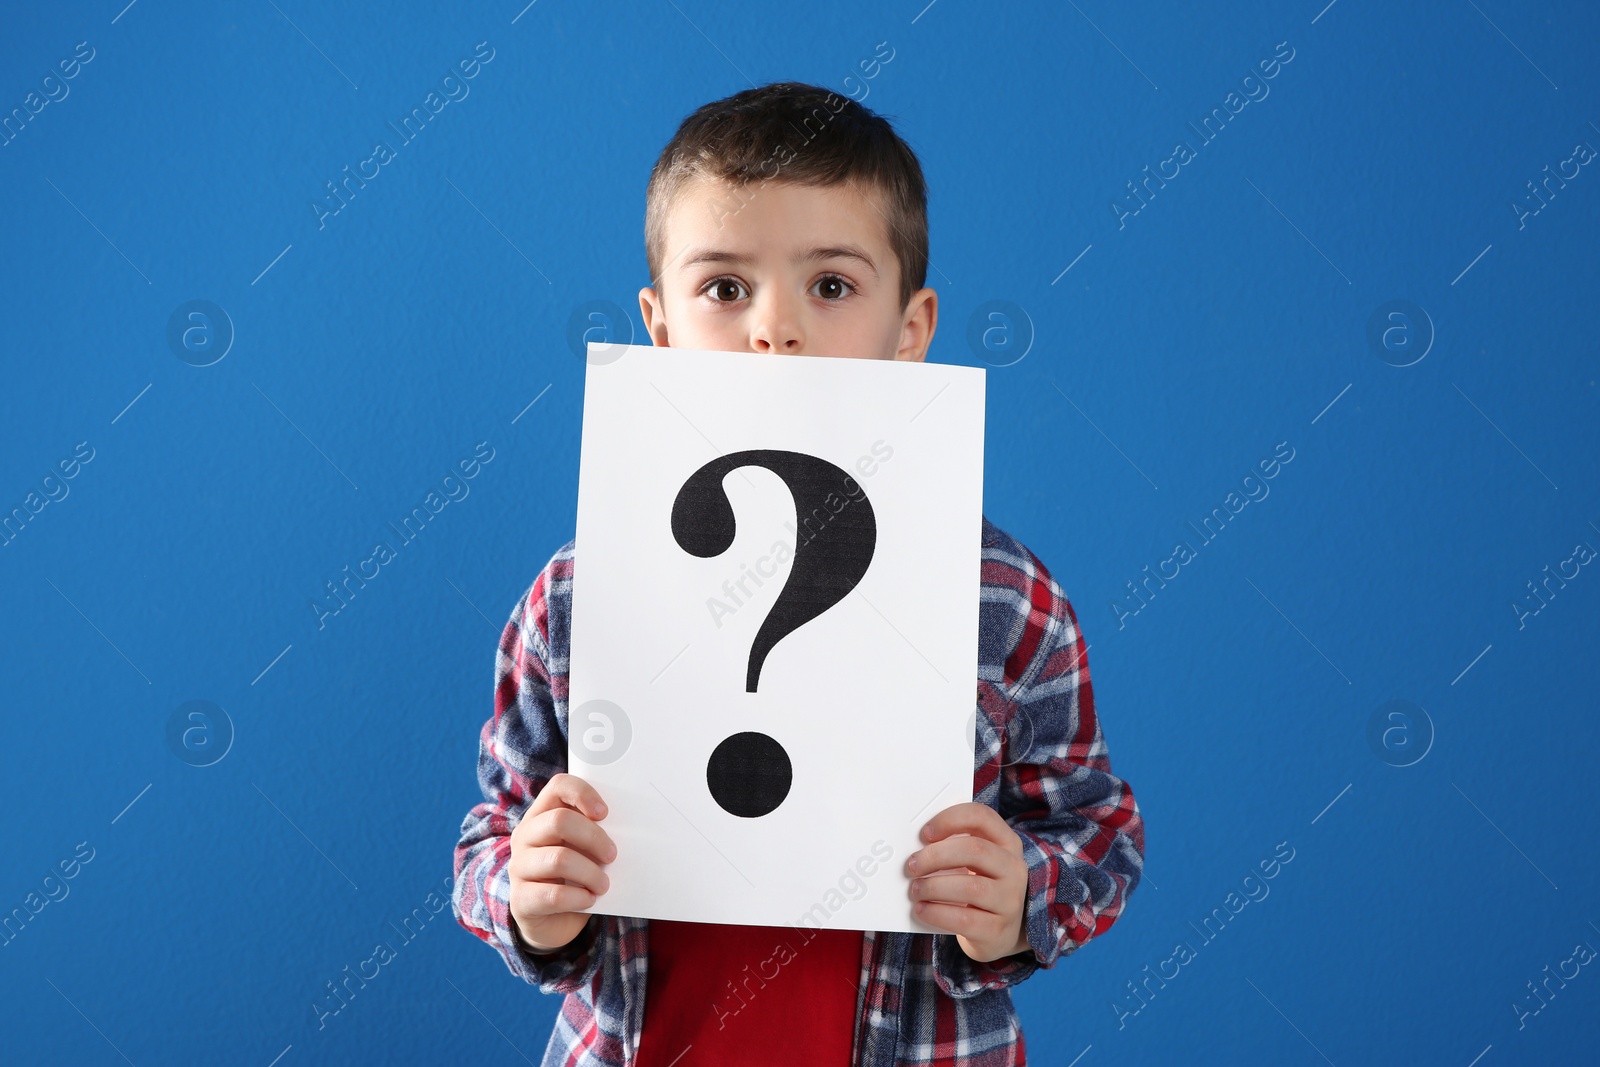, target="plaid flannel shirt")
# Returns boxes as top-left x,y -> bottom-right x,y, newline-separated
452,515 -> 1145,1066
